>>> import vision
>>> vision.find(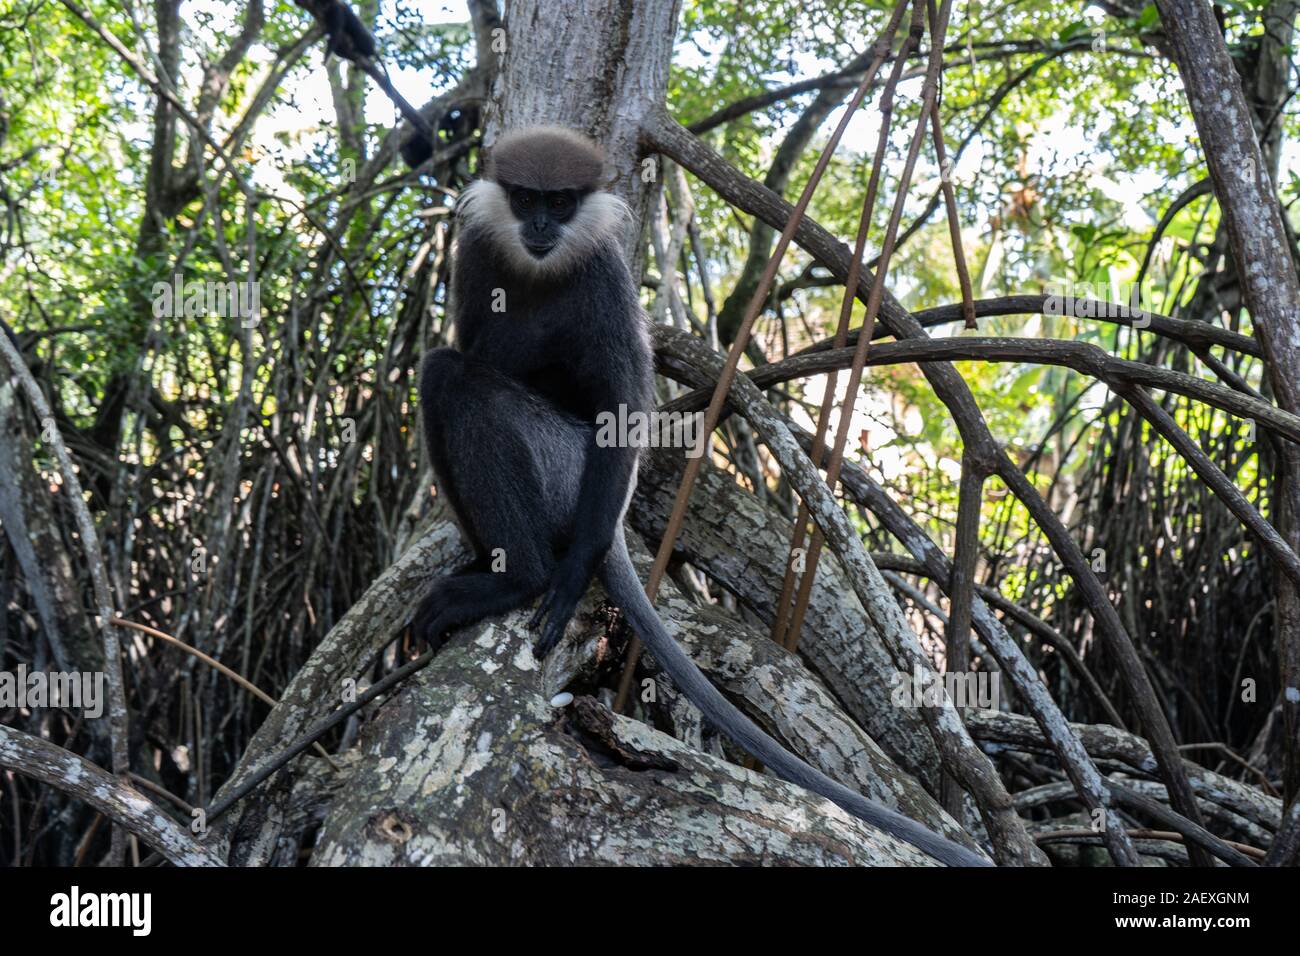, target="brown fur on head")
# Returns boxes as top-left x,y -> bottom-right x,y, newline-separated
486,126 -> 606,191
